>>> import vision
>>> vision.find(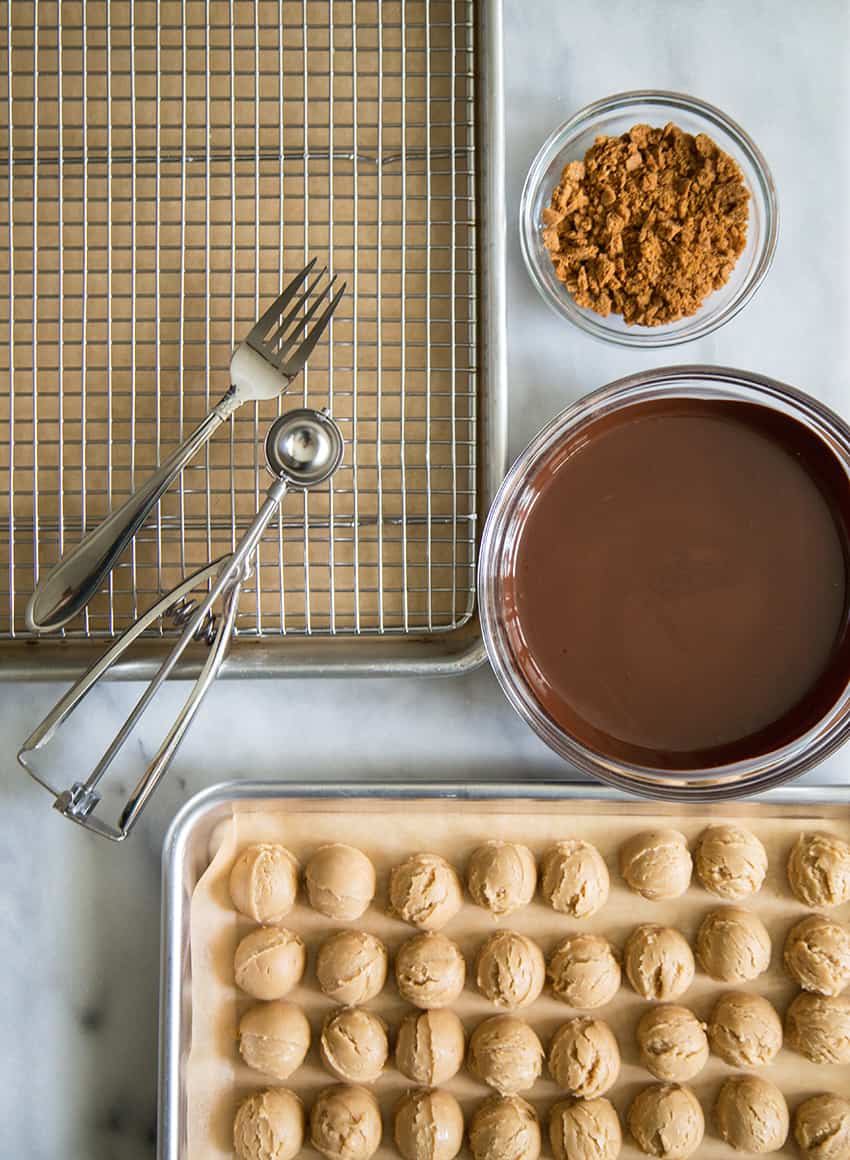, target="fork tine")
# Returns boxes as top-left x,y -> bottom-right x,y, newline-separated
279,283 -> 346,378
247,258 -> 317,345
273,274 -> 338,365
265,267 -> 330,355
